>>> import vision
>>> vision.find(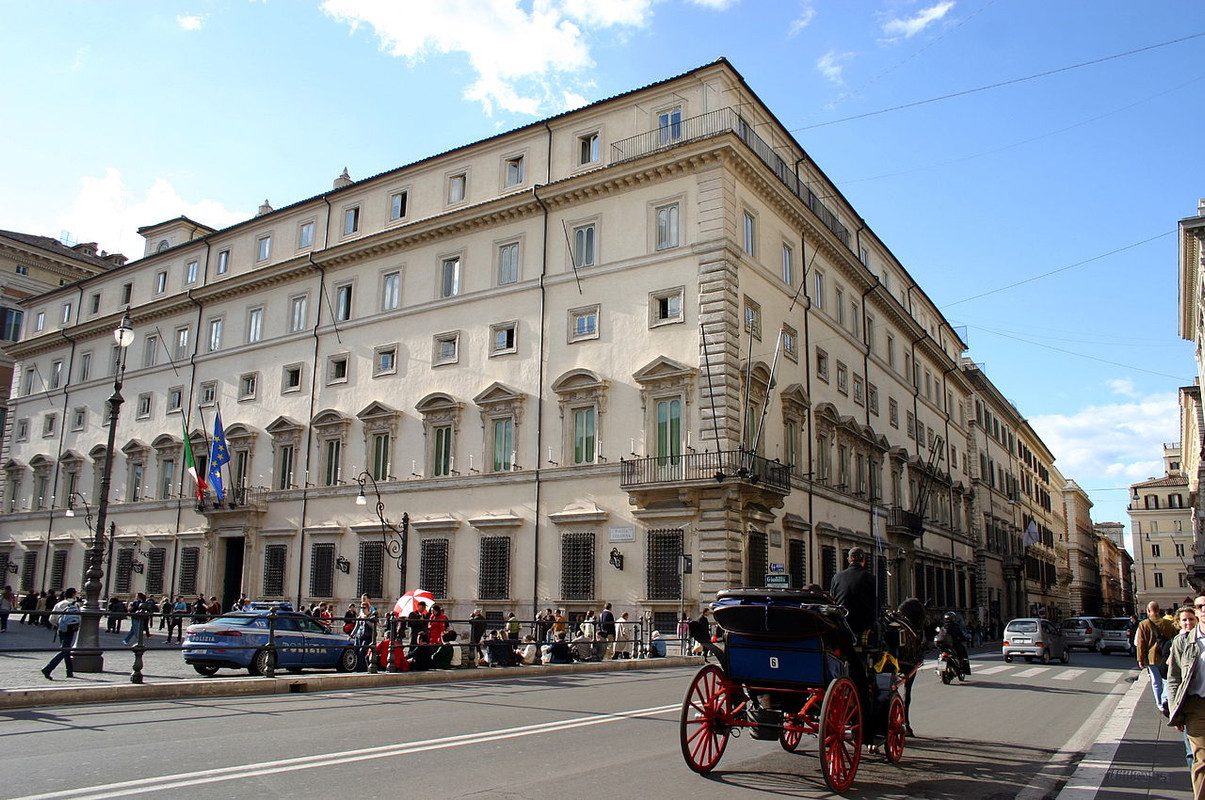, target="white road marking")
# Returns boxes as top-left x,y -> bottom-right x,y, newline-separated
9,703 -> 681,800
1054,671 -> 1148,799
1094,671 -> 1125,684
1014,667 -> 1050,678
1053,669 -> 1086,681
975,665 -> 1013,675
